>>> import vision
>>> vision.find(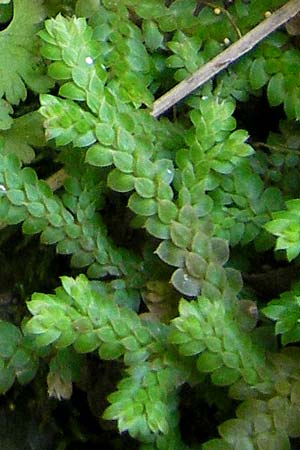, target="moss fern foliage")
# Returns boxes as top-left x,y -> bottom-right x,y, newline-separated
1,0 -> 300,448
